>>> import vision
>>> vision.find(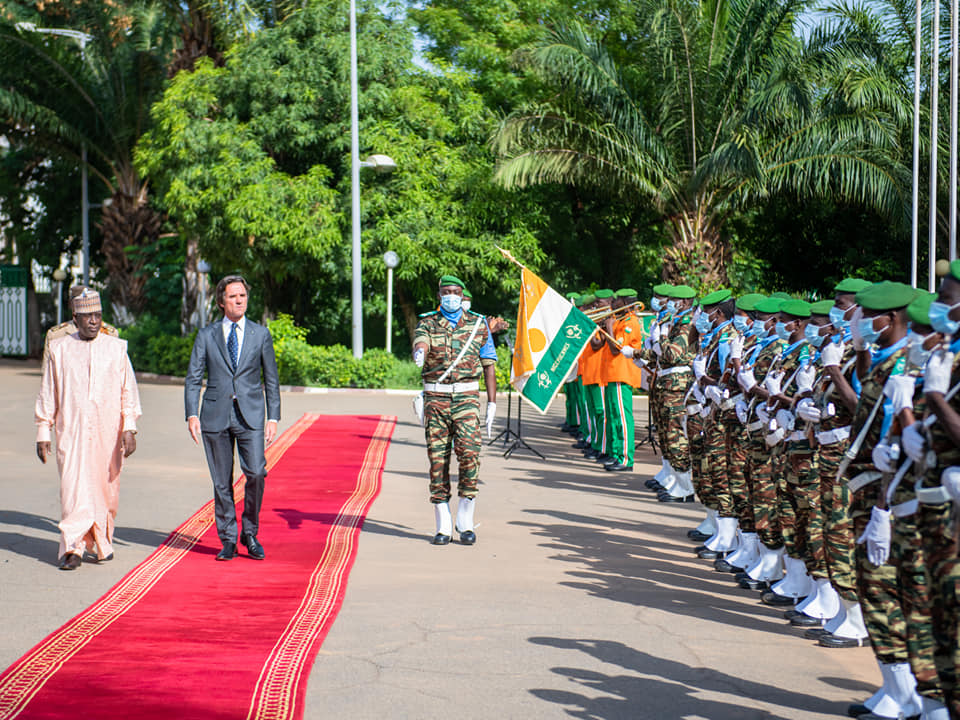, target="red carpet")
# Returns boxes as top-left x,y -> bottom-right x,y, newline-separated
0,413 -> 396,720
